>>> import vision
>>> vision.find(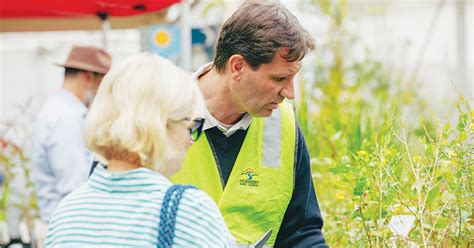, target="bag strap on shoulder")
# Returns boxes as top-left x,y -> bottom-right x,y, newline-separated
157,184 -> 196,247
